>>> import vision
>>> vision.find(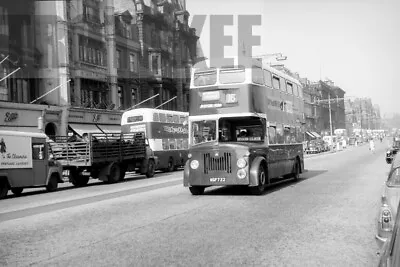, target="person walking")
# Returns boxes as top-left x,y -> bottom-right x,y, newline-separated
369,138 -> 375,154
